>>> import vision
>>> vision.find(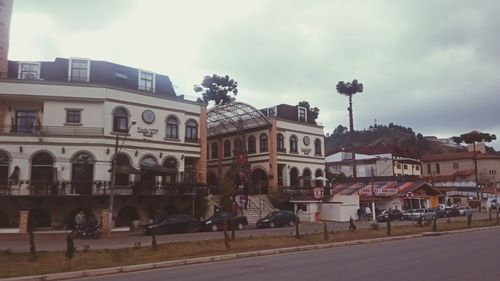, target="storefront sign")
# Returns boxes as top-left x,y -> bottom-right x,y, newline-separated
359,187 -> 399,196
301,148 -> 311,155
137,127 -> 158,137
